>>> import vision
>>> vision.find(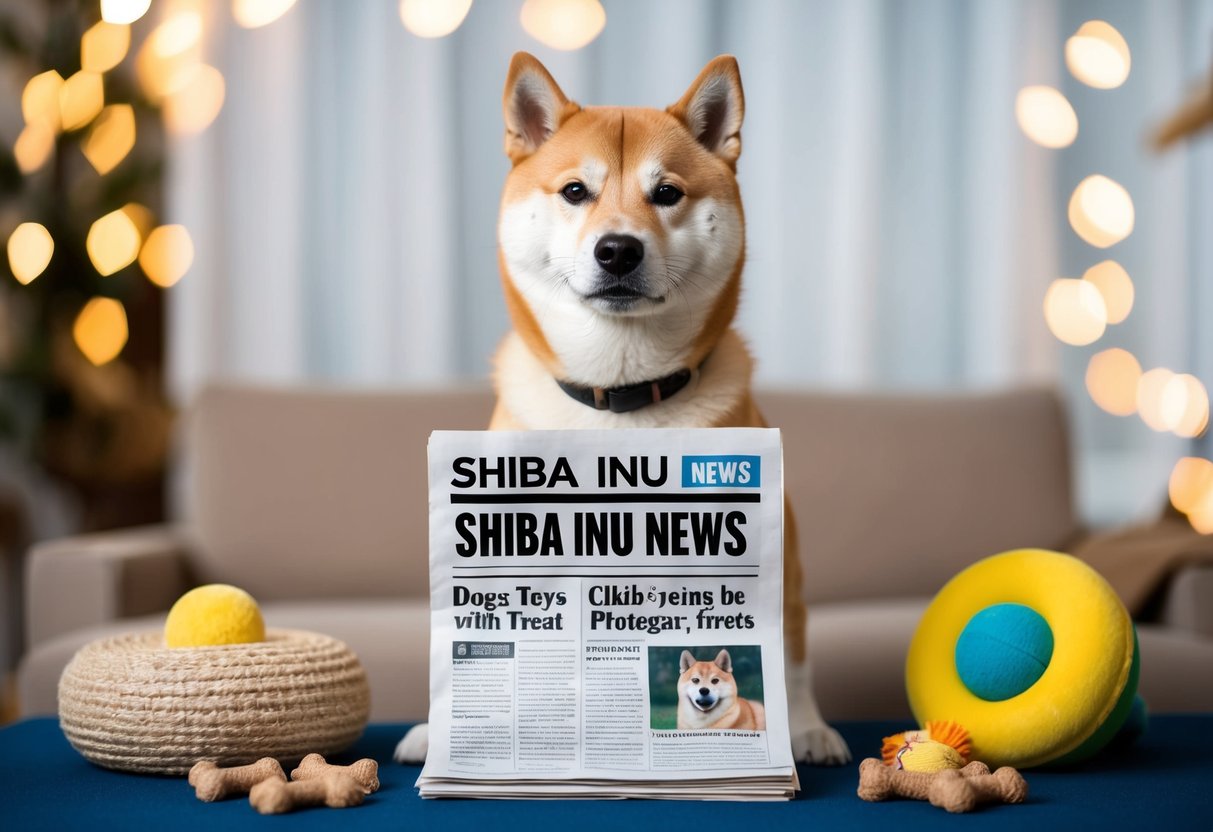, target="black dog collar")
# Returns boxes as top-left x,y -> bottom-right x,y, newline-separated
557,368 -> 694,413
